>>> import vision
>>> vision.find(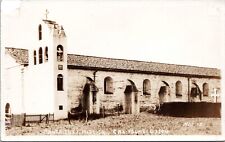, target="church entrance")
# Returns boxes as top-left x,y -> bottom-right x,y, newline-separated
124,80 -> 139,114
82,77 -> 99,114
158,81 -> 170,104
